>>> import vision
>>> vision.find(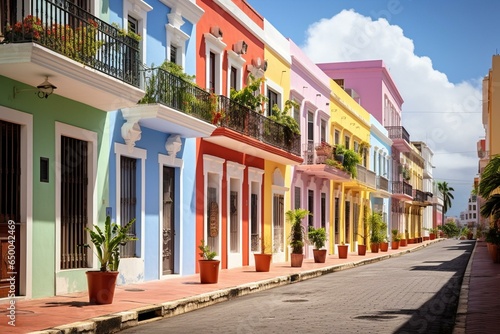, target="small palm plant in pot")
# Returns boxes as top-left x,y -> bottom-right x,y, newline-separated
308,227 -> 327,263
82,216 -> 137,304
391,229 -> 401,250
286,209 -> 310,267
198,240 -> 220,283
